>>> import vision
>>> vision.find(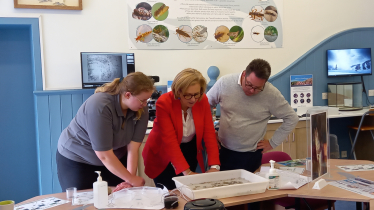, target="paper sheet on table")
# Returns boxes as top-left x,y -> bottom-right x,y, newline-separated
257,168 -> 311,190
15,197 -> 69,210
329,177 -> 374,198
72,191 -> 94,205
279,167 -> 305,174
103,186 -> 168,209
337,164 -> 374,172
